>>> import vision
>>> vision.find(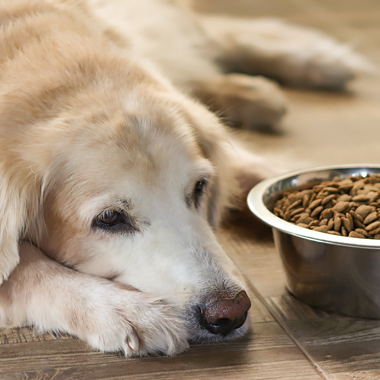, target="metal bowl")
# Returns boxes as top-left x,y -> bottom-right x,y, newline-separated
248,164 -> 380,319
